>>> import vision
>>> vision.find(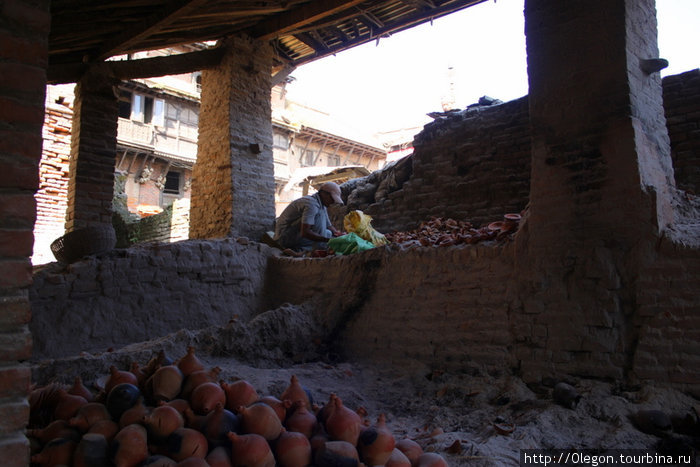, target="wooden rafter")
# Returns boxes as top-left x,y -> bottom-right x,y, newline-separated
250,0 -> 368,41
93,0 -> 212,62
